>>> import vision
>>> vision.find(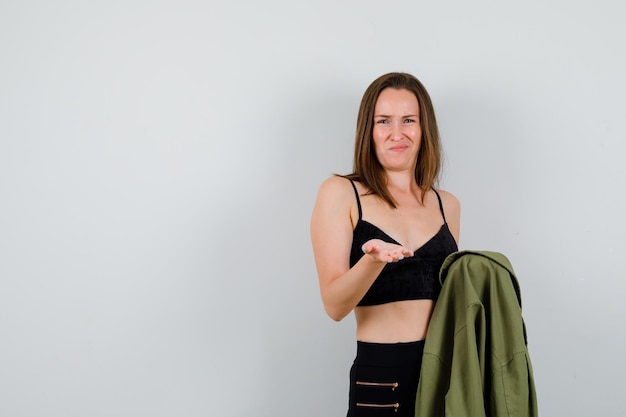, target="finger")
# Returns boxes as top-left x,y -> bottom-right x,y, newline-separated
361,244 -> 373,254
